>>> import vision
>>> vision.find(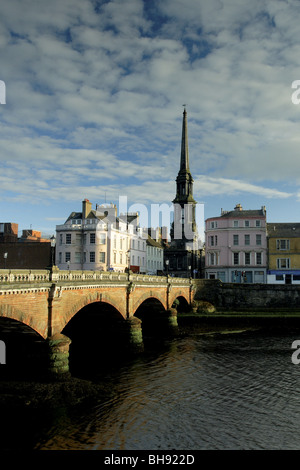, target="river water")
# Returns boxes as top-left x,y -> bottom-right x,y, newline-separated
3,317 -> 300,451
